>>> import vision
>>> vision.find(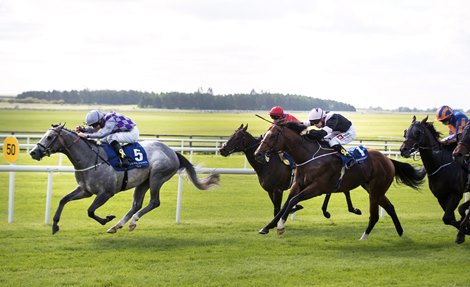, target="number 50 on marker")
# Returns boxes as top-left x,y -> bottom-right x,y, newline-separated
3,136 -> 19,163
